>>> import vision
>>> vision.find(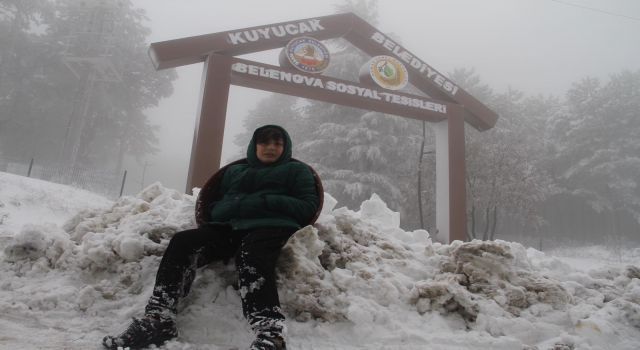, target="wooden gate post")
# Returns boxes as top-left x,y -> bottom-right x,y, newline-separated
185,55 -> 232,193
434,114 -> 467,243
